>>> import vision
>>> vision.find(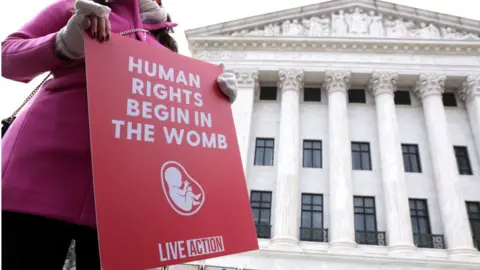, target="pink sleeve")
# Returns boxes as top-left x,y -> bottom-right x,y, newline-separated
1,0 -> 74,83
